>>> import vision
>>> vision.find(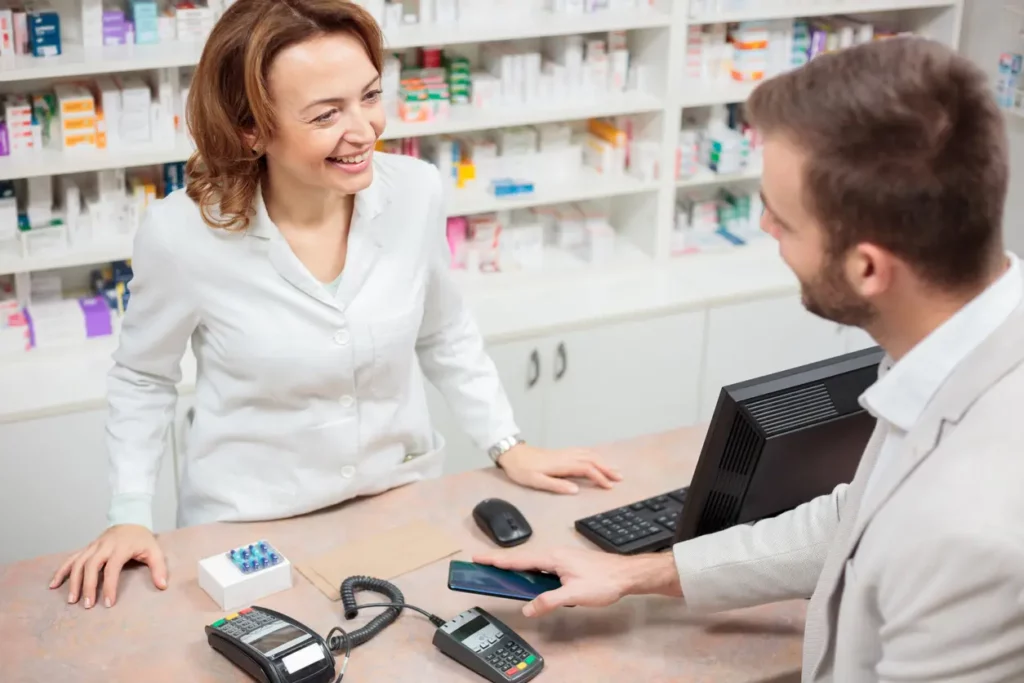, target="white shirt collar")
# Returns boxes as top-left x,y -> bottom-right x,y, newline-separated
860,252 -> 1022,431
